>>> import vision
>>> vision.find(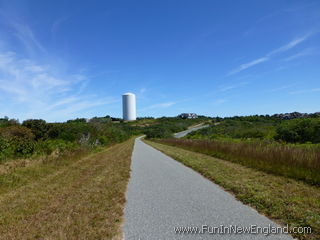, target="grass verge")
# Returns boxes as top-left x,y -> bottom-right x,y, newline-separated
156,138 -> 320,185
145,139 -> 320,240
0,138 -> 134,240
